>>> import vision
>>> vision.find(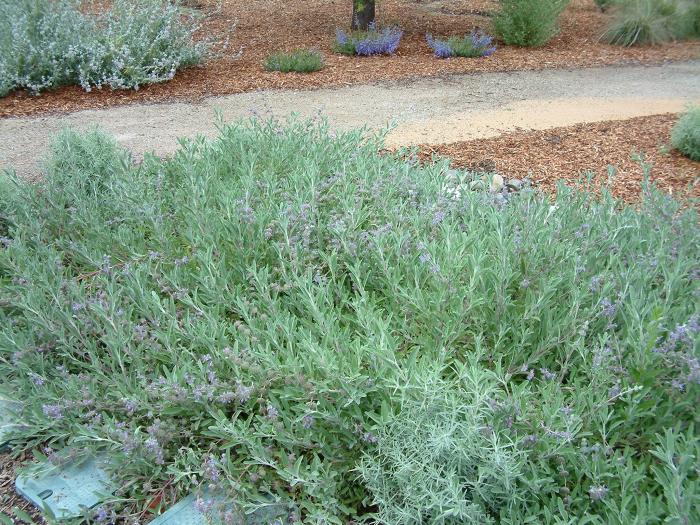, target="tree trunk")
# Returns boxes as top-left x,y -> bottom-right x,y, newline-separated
352,0 -> 376,31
